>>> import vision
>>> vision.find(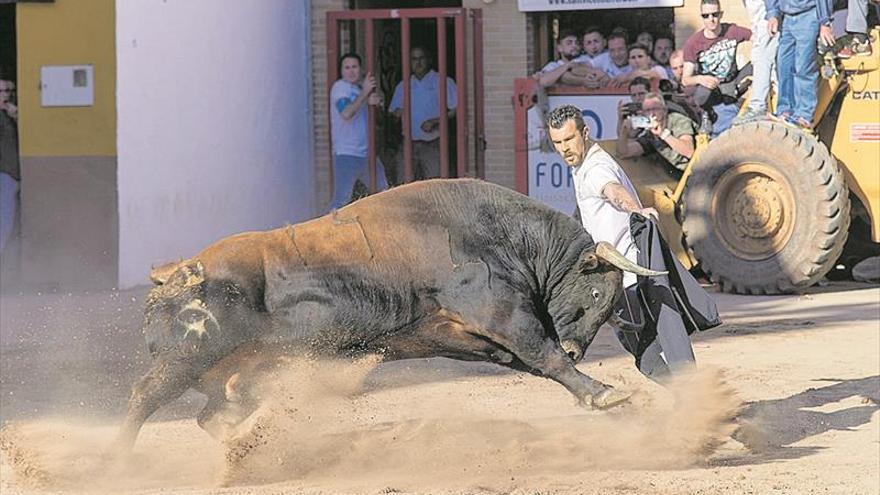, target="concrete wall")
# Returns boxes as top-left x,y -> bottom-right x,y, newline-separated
116,0 -> 315,288
16,0 -> 119,290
